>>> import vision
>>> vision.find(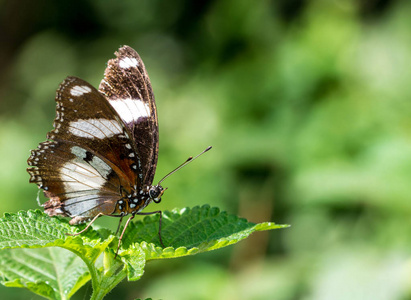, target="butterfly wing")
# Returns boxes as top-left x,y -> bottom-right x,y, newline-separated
27,46 -> 159,224
99,46 -> 159,187
27,77 -> 141,223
